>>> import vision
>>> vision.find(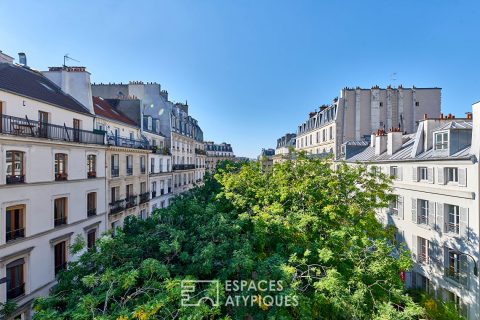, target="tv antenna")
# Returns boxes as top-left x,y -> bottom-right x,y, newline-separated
63,54 -> 80,67
390,72 -> 397,86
